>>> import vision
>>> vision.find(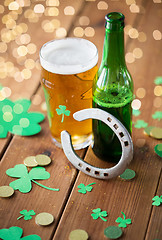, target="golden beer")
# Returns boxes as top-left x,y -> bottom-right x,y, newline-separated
40,38 -> 98,149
